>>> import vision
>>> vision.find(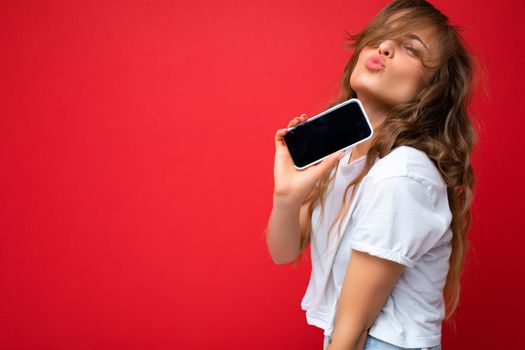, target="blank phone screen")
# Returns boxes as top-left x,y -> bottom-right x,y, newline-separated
283,99 -> 372,169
